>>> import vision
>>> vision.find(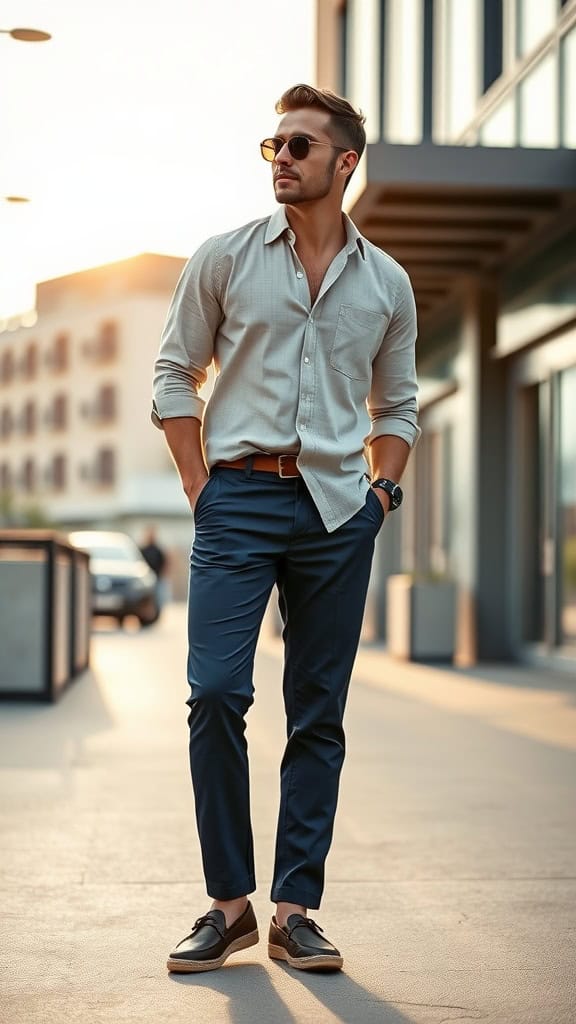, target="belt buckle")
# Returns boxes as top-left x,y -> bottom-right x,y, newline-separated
278,455 -> 298,478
